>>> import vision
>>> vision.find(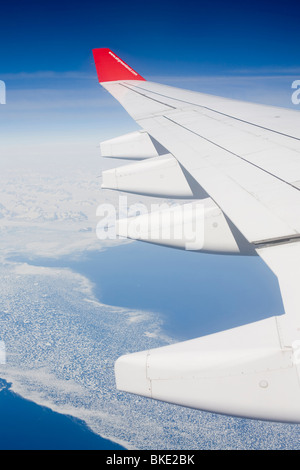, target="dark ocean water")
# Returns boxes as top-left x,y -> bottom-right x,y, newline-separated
0,378 -> 124,450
